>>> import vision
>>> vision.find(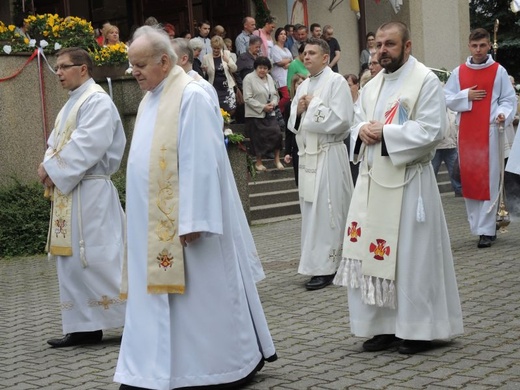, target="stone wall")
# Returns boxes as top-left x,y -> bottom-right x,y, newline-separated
0,53 -> 66,185
0,55 -> 251,221
0,54 -> 140,185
